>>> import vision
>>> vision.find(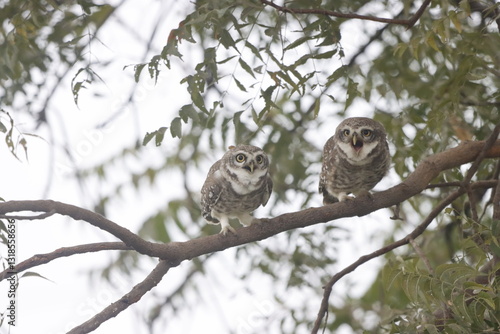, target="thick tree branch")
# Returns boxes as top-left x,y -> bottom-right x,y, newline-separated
0,201 -> 160,259
260,0 -> 431,28
67,259 -> 171,334
0,141 -> 499,267
0,242 -> 131,281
